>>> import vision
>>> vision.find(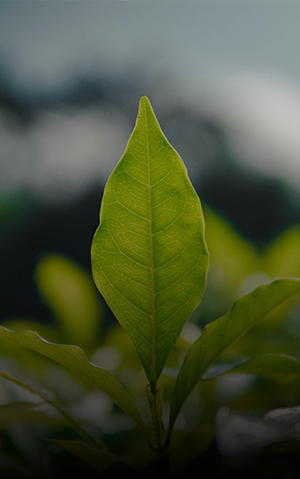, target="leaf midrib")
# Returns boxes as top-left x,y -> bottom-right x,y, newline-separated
145,108 -> 156,384
145,107 -> 156,382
